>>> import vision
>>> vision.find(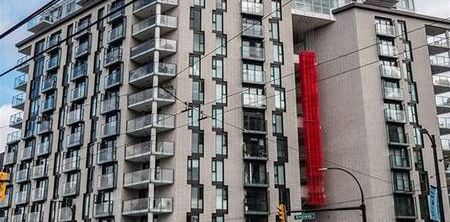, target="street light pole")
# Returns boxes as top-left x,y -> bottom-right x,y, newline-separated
319,167 -> 367,222
421,129 -> 446,222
